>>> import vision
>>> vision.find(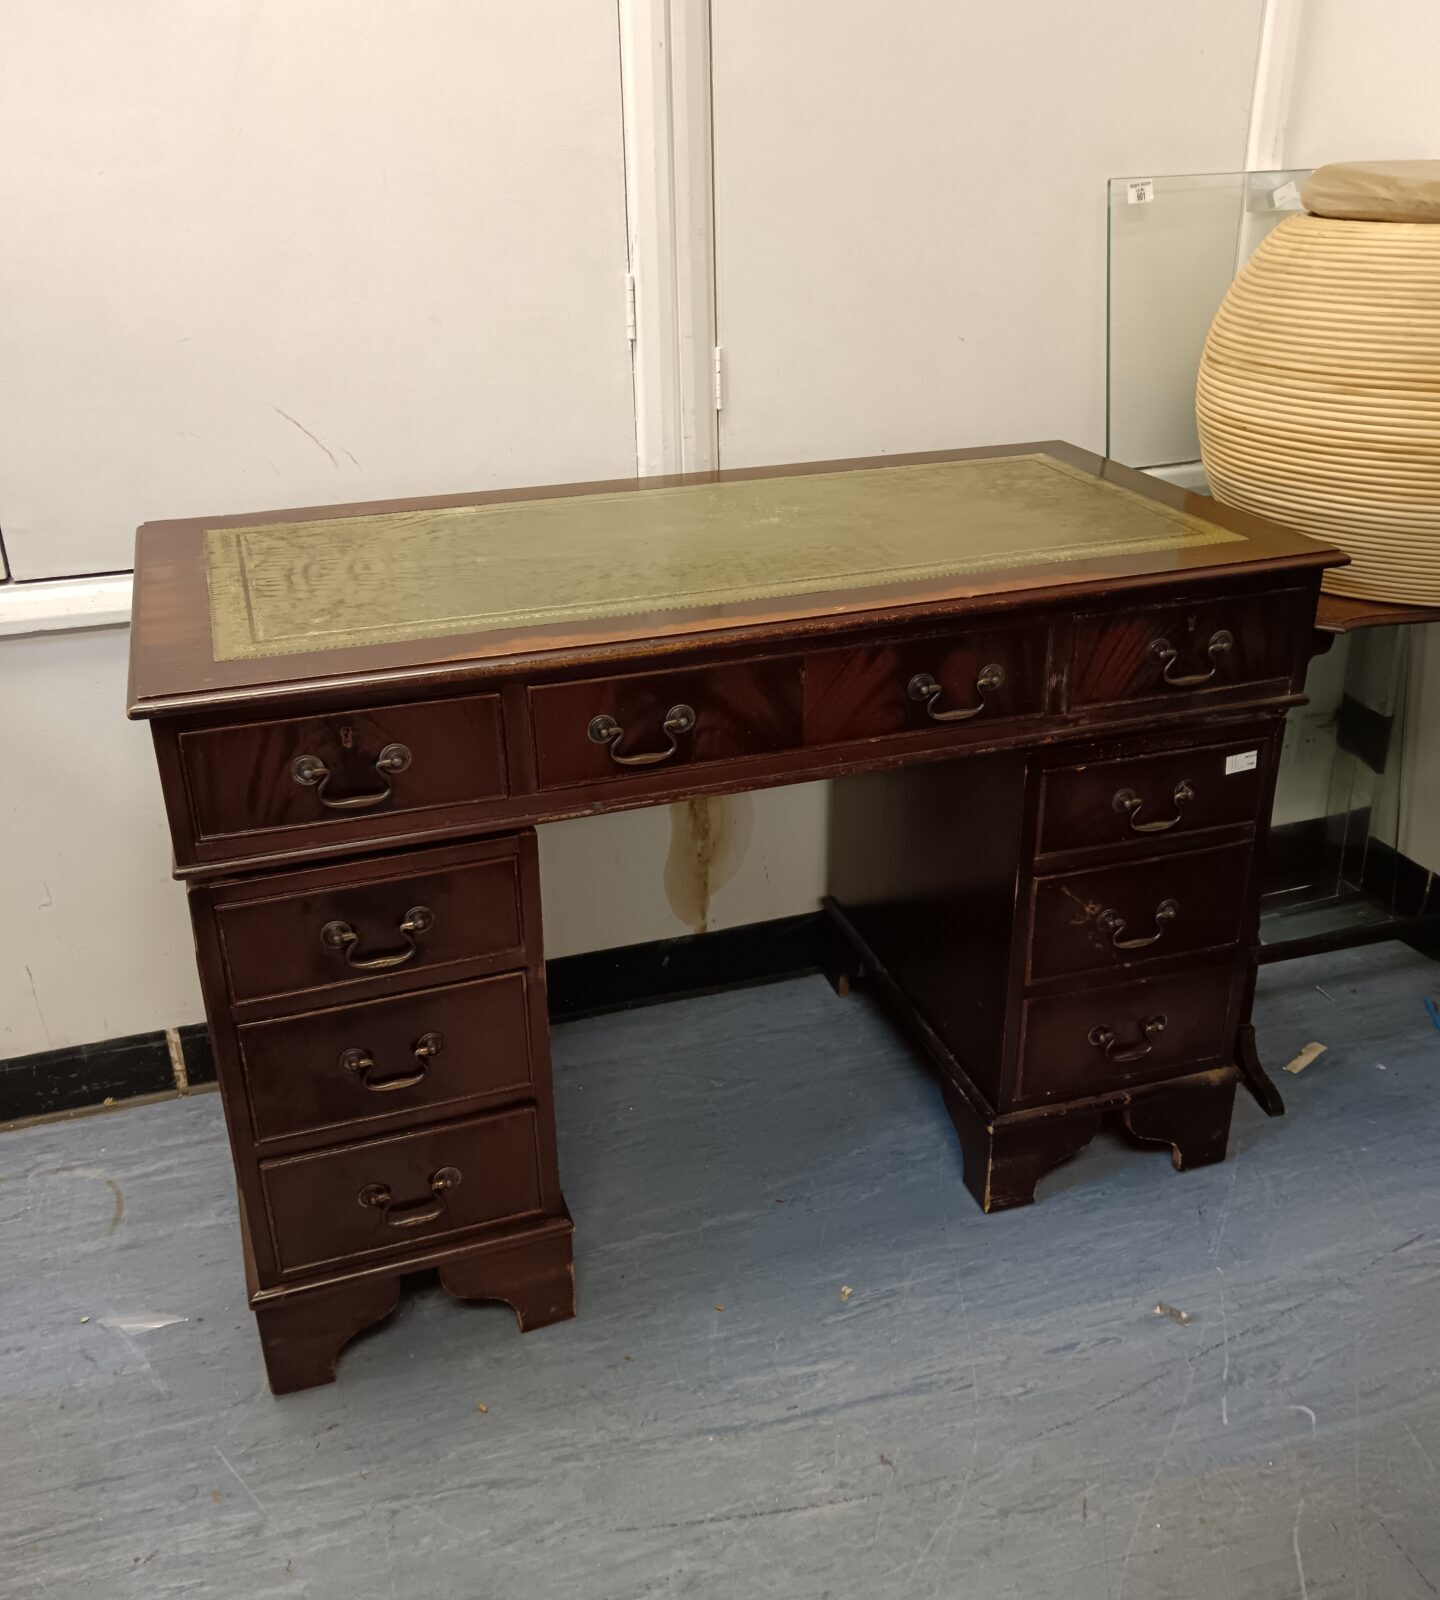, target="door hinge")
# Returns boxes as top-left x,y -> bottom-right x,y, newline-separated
713,346 -> 724,411
624,273 -> 637,343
